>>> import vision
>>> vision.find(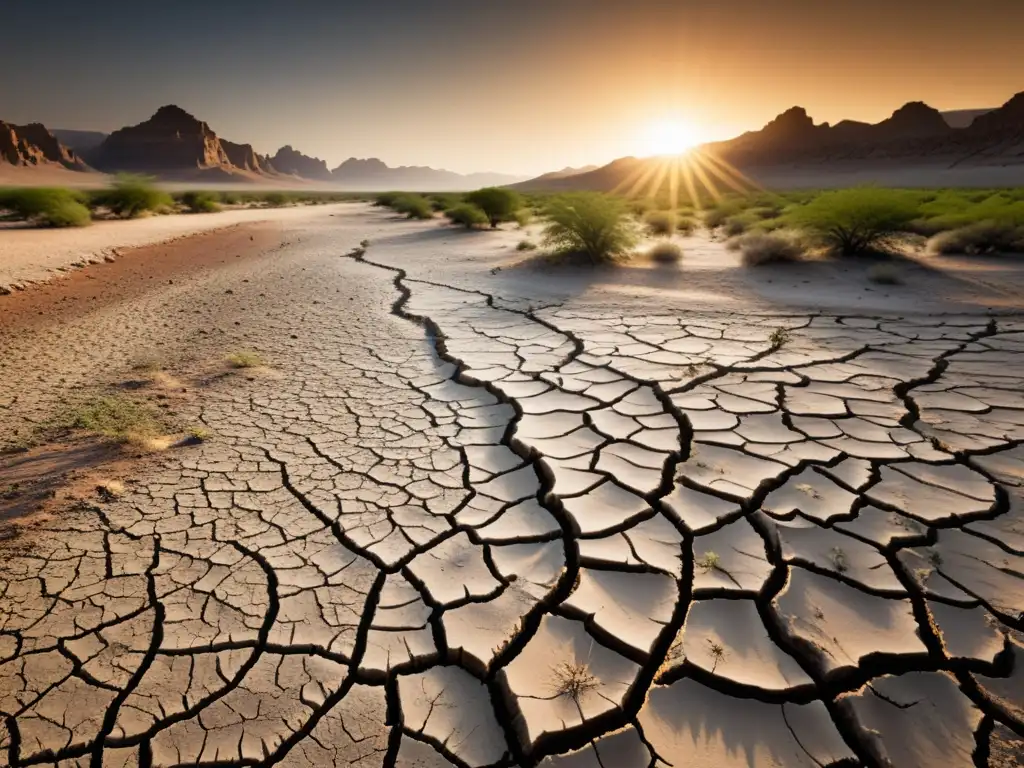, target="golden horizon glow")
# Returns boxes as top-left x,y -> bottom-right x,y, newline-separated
636,118 -> 706,158
611,147 -> 764,207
